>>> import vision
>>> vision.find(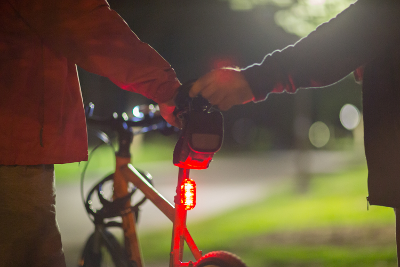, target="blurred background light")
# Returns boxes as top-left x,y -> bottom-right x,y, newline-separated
122,112 -> 129,121
340,104 -> 360,130
133,106 -> 144,118
308,121 -> 330,148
